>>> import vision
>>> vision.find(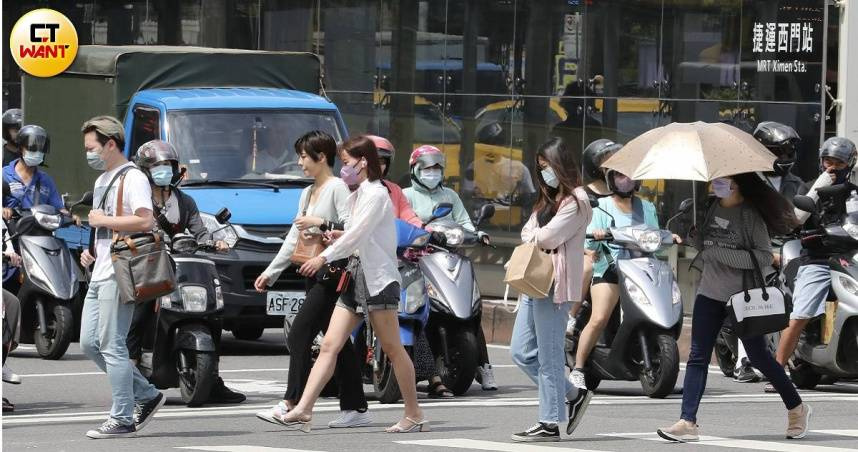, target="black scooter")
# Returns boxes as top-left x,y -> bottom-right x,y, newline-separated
136,208 -> 231,406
